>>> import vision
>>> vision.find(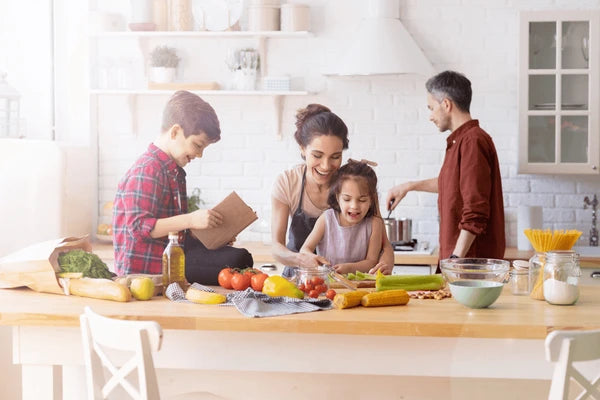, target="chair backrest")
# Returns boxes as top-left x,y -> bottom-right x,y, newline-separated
80,306 -> 163,400
545,329 -> 600,400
